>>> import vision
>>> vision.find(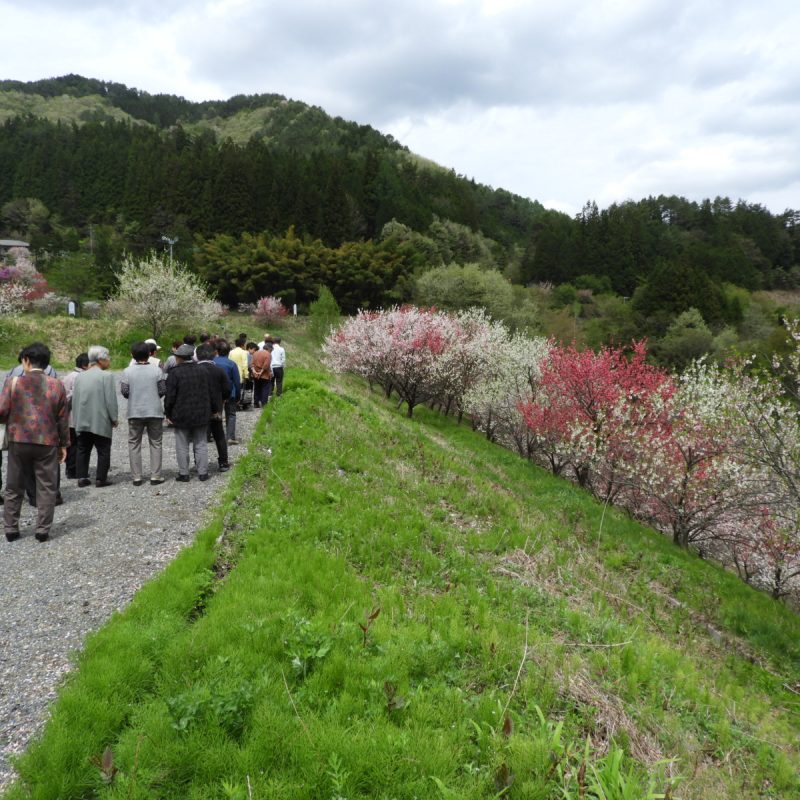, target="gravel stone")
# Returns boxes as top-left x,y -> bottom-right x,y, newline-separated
0,374 -> 263,789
